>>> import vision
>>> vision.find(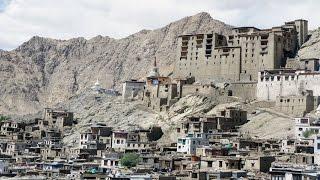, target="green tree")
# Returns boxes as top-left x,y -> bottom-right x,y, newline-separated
120,153 -> 140,168
0,115 -> 10,122
303,129 -> 316,138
